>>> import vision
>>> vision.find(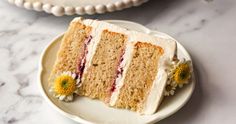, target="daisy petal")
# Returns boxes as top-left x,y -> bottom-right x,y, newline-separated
72,73 -> 76,79
59,95 -> 66,100
67,95 -> 73,101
